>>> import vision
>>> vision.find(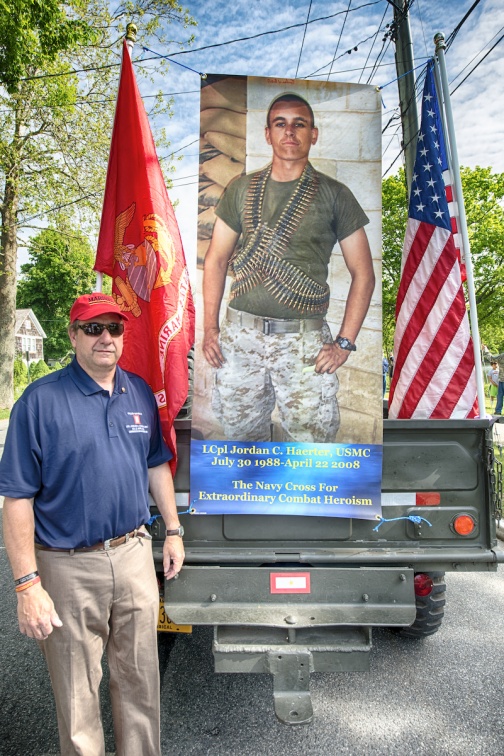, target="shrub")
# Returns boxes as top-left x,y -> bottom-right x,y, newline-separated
29,360 -> 51,381
13,356 -> 28,390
